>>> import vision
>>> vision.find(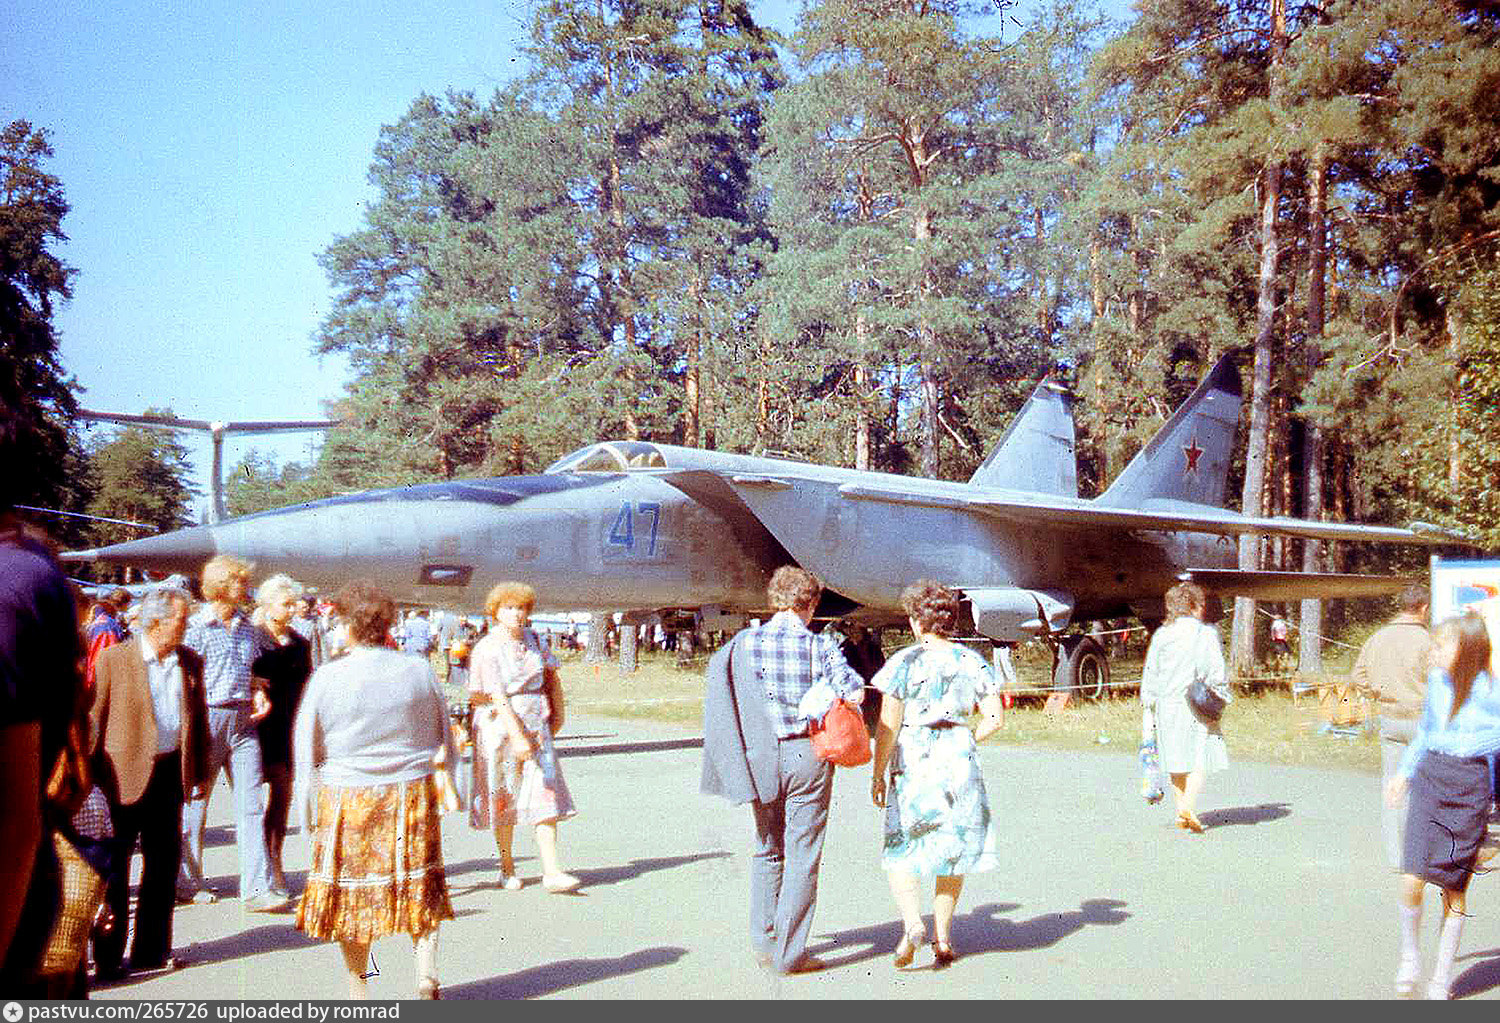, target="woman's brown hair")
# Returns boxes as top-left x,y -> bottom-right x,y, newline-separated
901,580 -> 960,638
330,579 -> 396,648
1436,612 -> 1492,722
1164,580 -> 1207,621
